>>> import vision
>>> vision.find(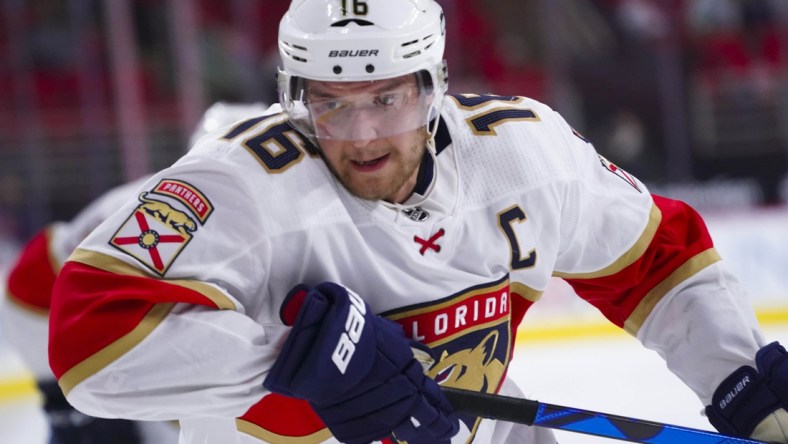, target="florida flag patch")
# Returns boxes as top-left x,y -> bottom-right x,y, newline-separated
109,191 -> 199,276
